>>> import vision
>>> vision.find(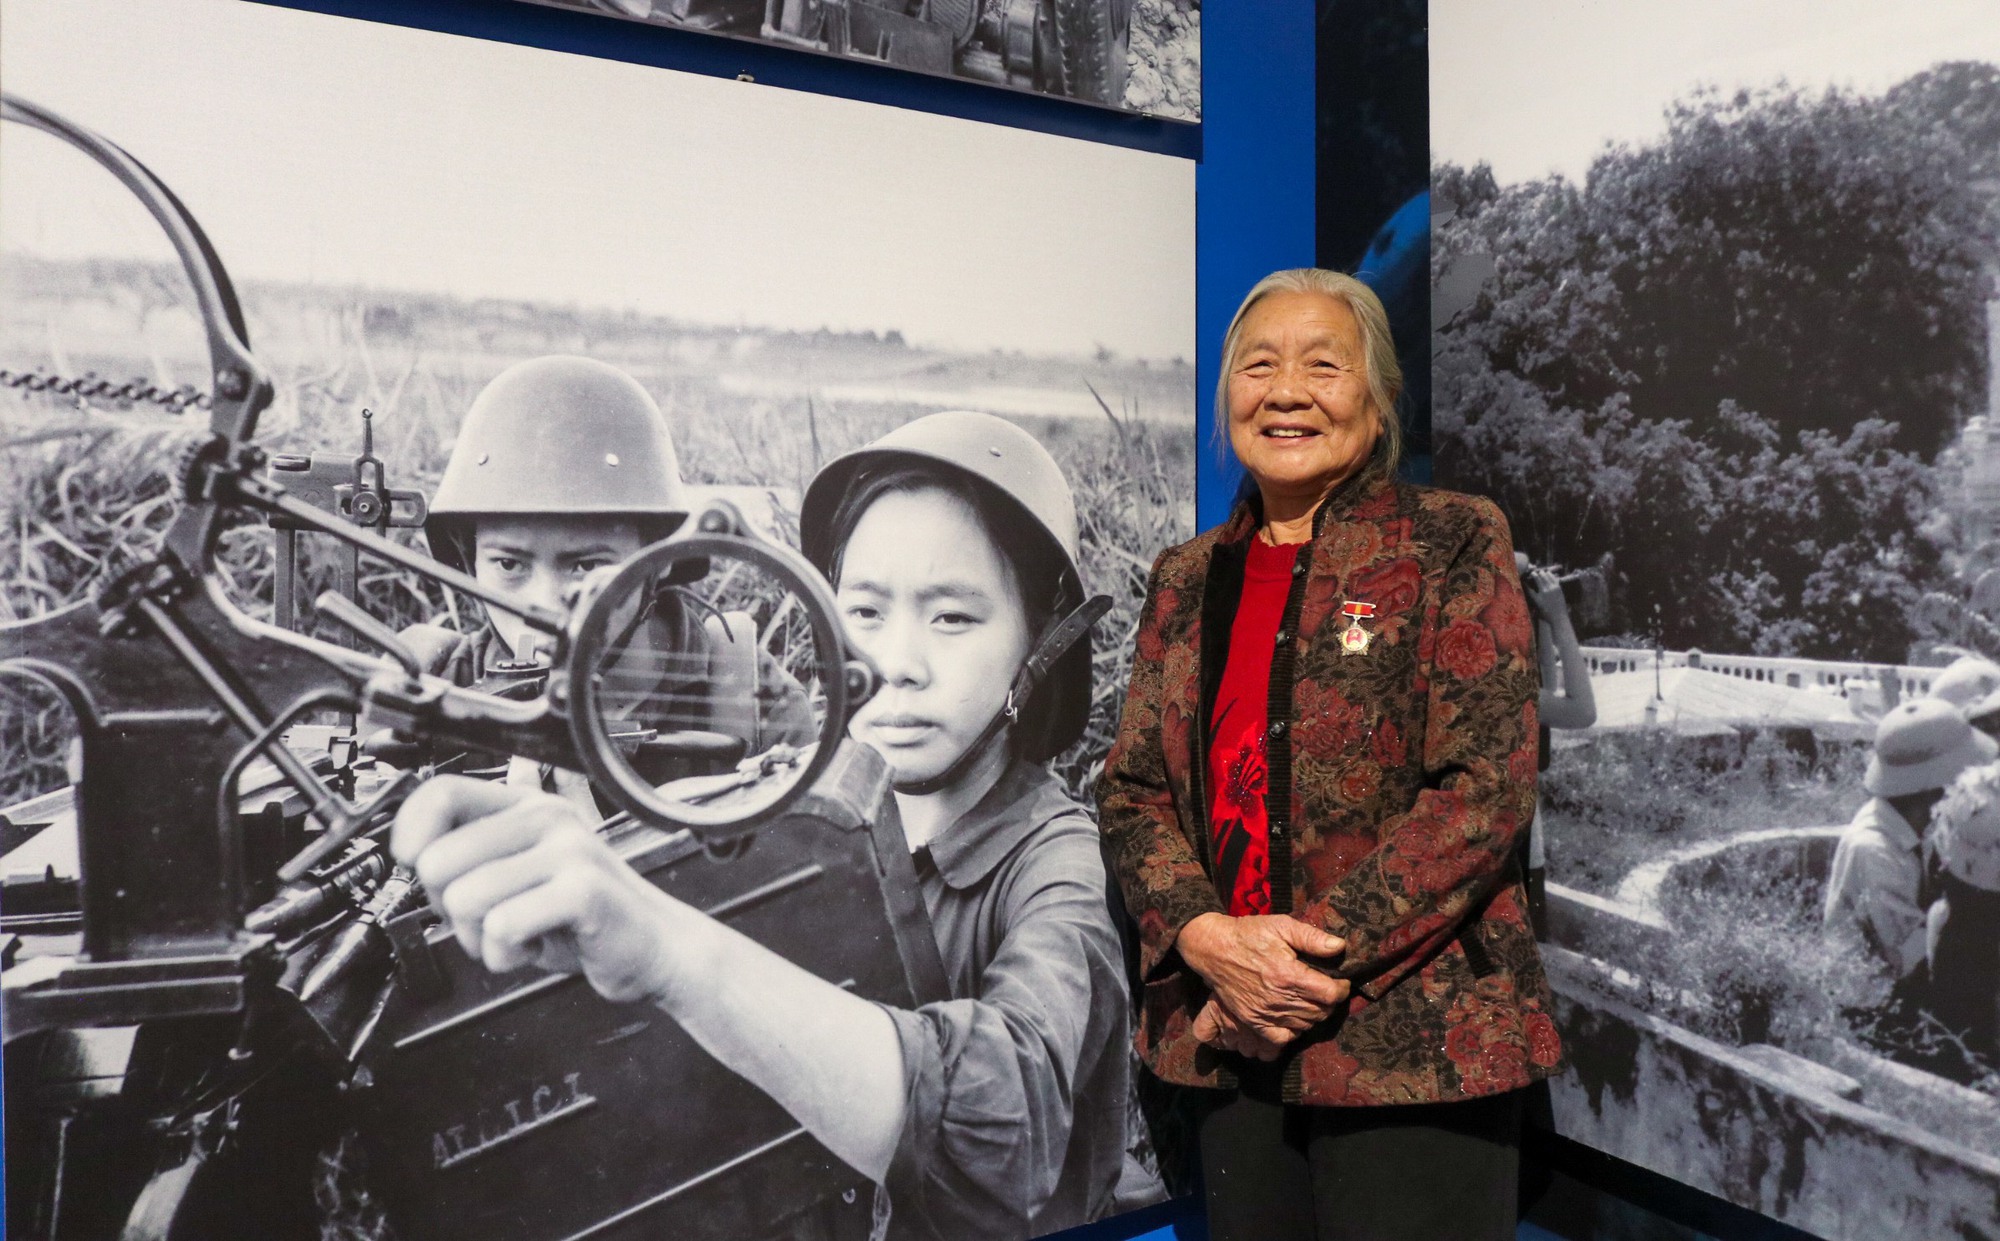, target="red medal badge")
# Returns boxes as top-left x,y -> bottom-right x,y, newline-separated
1340,600 -> 1376,655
